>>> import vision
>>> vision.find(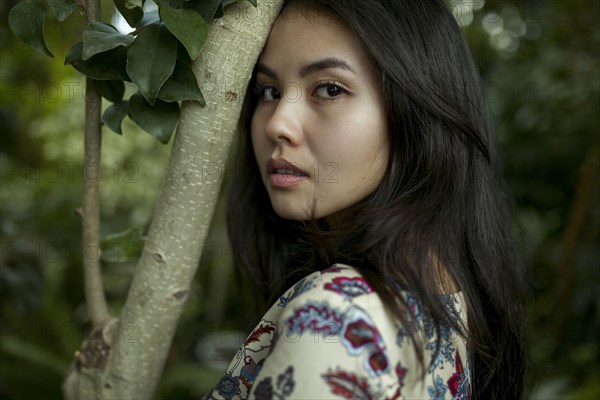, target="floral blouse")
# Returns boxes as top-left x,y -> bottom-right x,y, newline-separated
206,264 -> 471,399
